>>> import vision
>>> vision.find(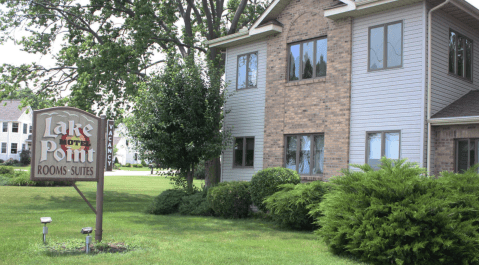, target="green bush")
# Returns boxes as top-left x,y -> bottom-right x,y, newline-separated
2,171 -> 72,186
19,150 -> 31,165
207,181 -> 251,218
146,189 -> 186,215
0,166 -> 14,175
141,160 -> 147,167
264,181 -> 327,230
114,157 -> 119,164
113,163 -> 121,170
316,158 -> 479,265
125,163 -> 131,167
0,159 -> 4,164
179,189 -> 212,216
4,158 -> 15,166
250,167 -> 301,212
194,162 -> 206,180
